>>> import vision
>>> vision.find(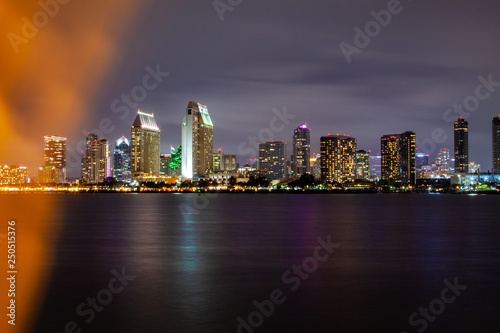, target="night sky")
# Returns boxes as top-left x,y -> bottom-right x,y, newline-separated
2,0 -> 500,177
